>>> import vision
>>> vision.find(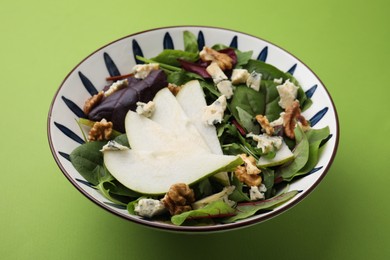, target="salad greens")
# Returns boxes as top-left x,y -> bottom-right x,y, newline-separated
69,31 -> 330,226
